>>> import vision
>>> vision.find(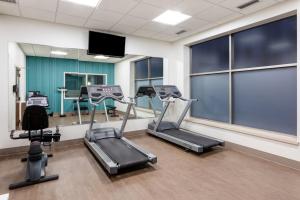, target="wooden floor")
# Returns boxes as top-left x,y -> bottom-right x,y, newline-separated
1,133 -> 300,200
